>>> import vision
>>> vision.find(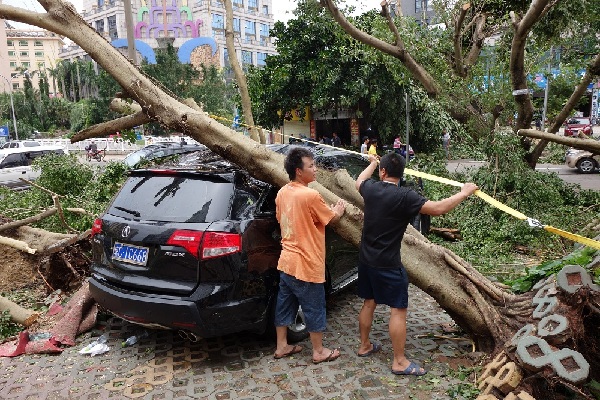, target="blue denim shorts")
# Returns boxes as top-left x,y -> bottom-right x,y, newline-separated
357,262 -> 409,309
274,272 -> 326,332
